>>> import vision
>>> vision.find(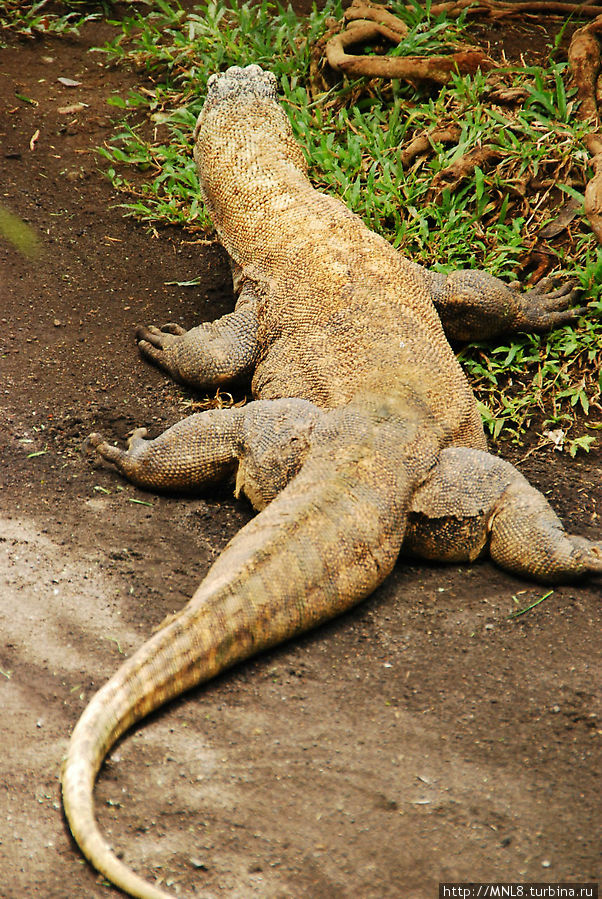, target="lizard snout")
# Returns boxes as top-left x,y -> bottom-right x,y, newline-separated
194,65 -> 278,140
203,64 -> 278,109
